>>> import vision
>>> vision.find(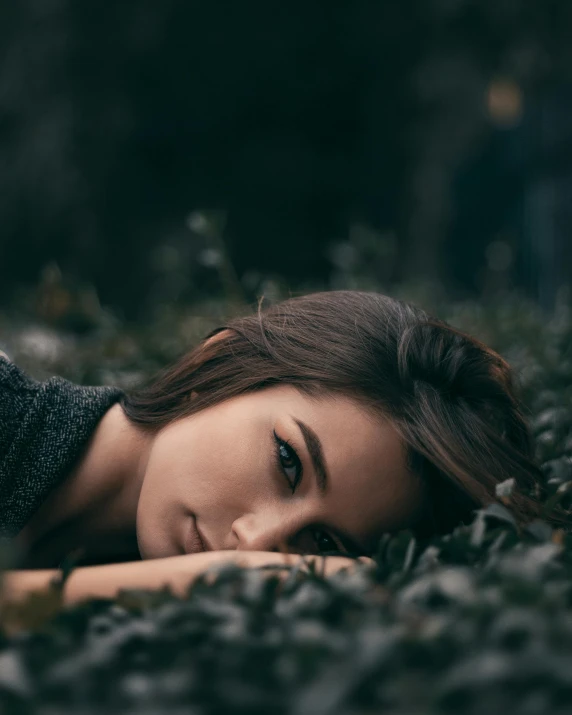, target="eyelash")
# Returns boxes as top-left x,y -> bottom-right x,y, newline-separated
273,431 -> 302,494
273,430 -> 343,555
